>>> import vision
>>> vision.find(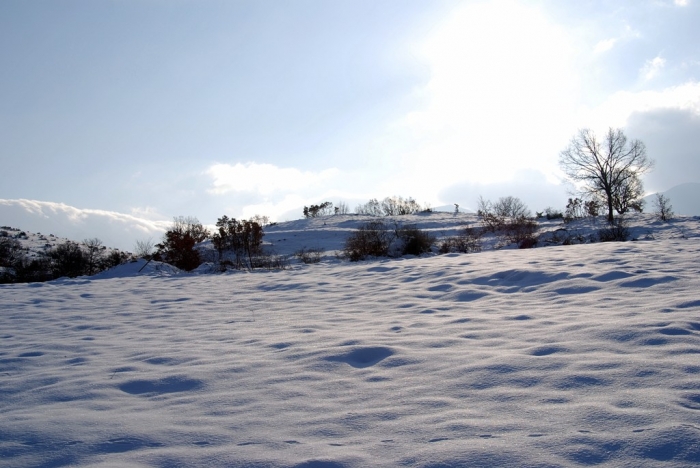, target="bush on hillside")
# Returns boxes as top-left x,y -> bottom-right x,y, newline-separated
395,224 -> 435,256
598,218 -> 630,242
542,228 -> 587,246
211,215 -> 277,271
493,196 -> 531,219
652,194 -> 673,222
155,216 -> 210,271
304,202 -> 333,218
295,247 -> 324,264
355,198 -> 383,216
100,250 -> 131,270
343,220 -> 435,261
545,207 -> 564,220
250,251 -> 290,270
478,196 -> 531,231
10,257 -> 53,283
477,196 -> 538,247
504,217 -> 539,249
47,242 -> 88,278
0,237 -> 23,267
438,226 -> 484,254
83,238 -> 104,276
343,220 -> 393,261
